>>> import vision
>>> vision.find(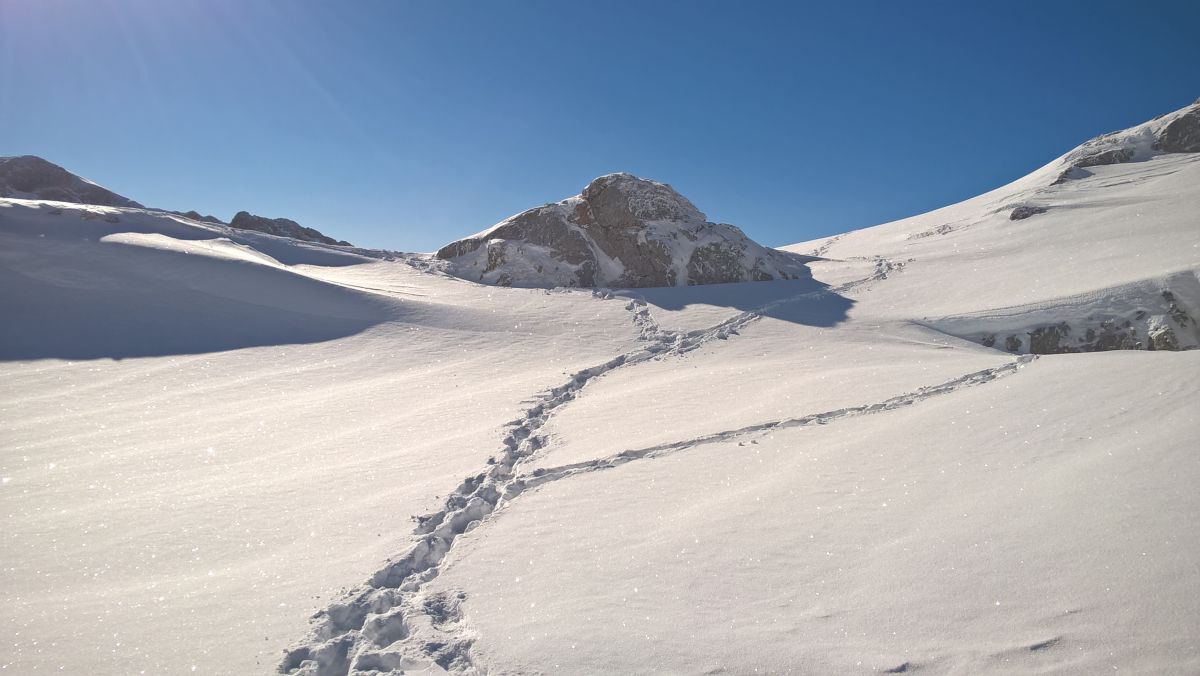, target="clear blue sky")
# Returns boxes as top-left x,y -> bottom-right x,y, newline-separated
2,1 -> 1197,251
